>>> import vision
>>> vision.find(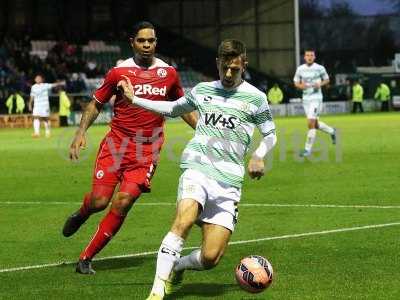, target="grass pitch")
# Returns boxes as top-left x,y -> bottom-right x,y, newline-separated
0,112 -> 399,299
